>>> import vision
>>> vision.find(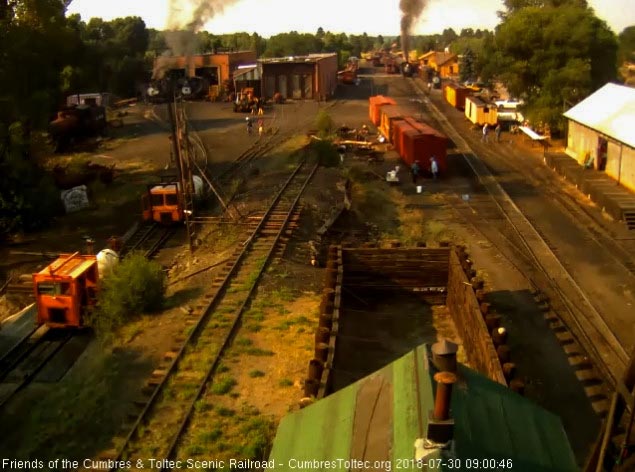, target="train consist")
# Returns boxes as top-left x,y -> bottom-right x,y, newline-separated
444,82 -> 525,129
369,95 -> 449,175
